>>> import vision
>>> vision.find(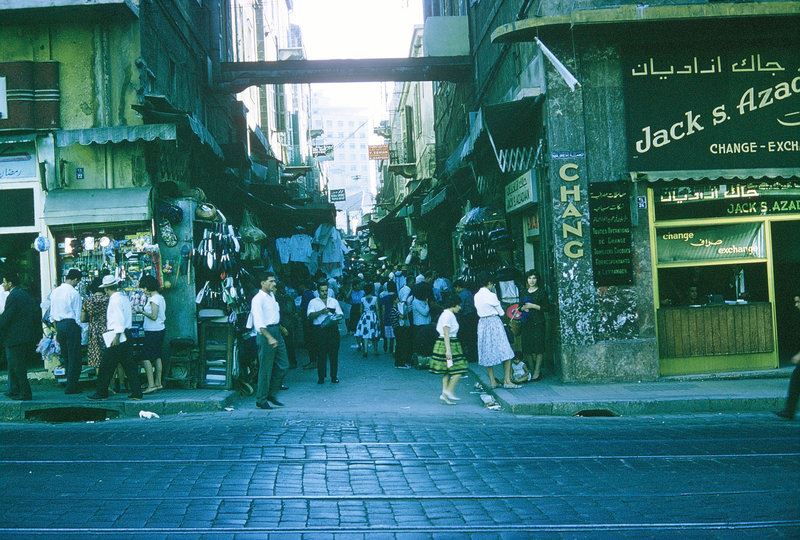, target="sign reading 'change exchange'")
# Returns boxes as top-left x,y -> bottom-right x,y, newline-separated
624,44 -> 800,171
